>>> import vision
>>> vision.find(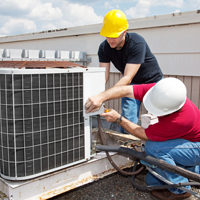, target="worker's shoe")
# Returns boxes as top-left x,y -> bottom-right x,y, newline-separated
151,189 -> 191,200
